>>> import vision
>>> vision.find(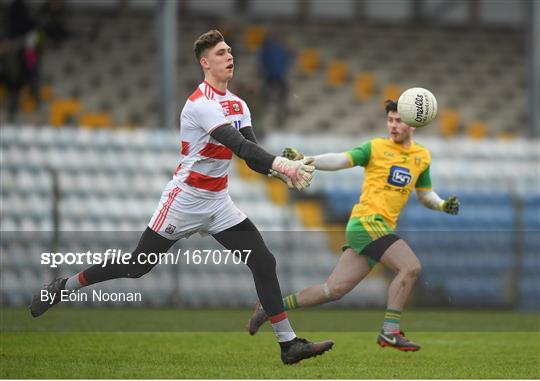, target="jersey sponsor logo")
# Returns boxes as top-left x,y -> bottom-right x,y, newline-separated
220,100 -> 244,116
387,166 -> 412,187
